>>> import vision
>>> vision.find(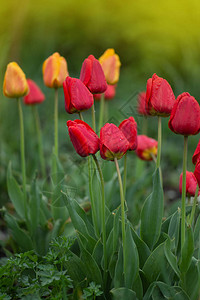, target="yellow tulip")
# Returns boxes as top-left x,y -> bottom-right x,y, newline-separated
42,52 -> 68,88
3,62 -> 29,98
99,49 -> 121,85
